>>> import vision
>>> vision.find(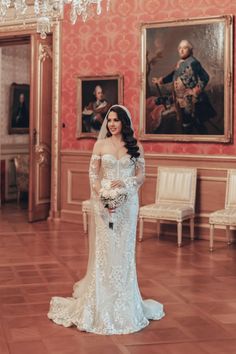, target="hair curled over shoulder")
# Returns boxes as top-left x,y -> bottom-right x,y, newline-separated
106,106 -> 140,159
